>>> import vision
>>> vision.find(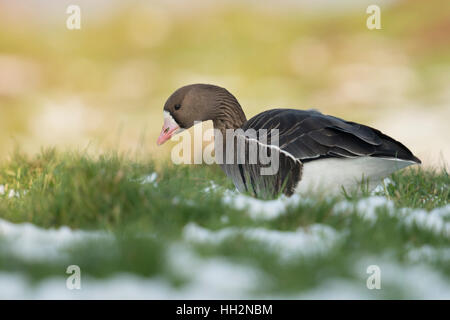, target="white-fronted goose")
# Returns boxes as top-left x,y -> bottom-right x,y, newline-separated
157,84 -> 421,198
